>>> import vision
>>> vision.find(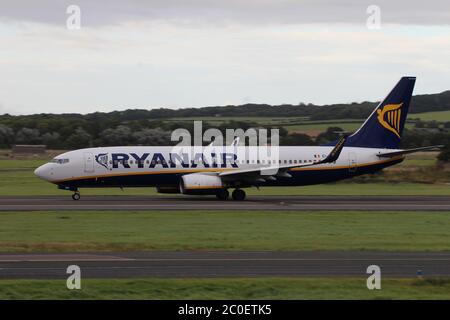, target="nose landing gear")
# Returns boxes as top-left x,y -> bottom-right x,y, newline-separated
72,192 -> 80,201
